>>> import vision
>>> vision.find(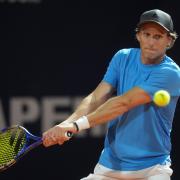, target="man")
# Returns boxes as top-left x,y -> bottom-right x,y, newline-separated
43,9 -> 180,180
